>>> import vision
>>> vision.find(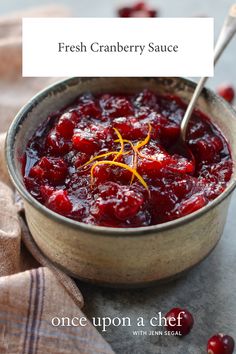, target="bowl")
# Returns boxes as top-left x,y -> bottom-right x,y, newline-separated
5,77 -> 236,288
